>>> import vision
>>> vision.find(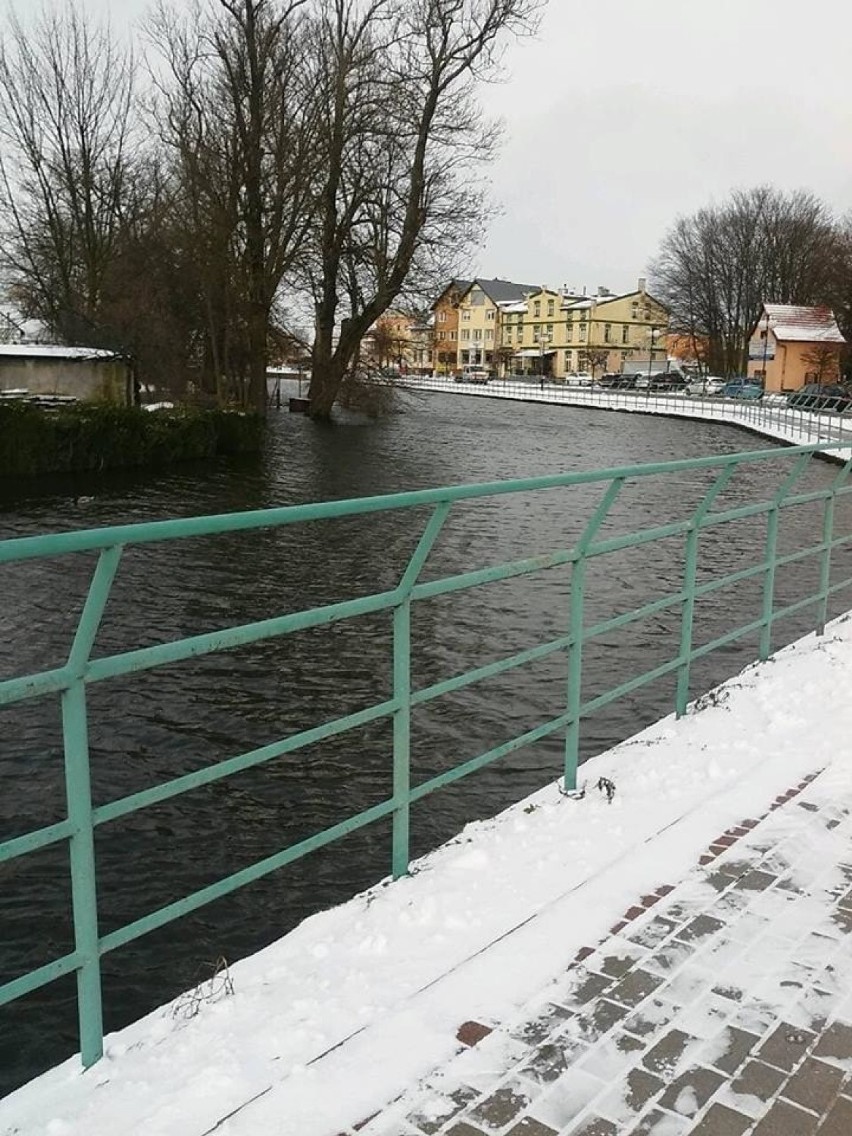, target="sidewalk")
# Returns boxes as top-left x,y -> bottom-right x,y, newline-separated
352,766 -> 852,1136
